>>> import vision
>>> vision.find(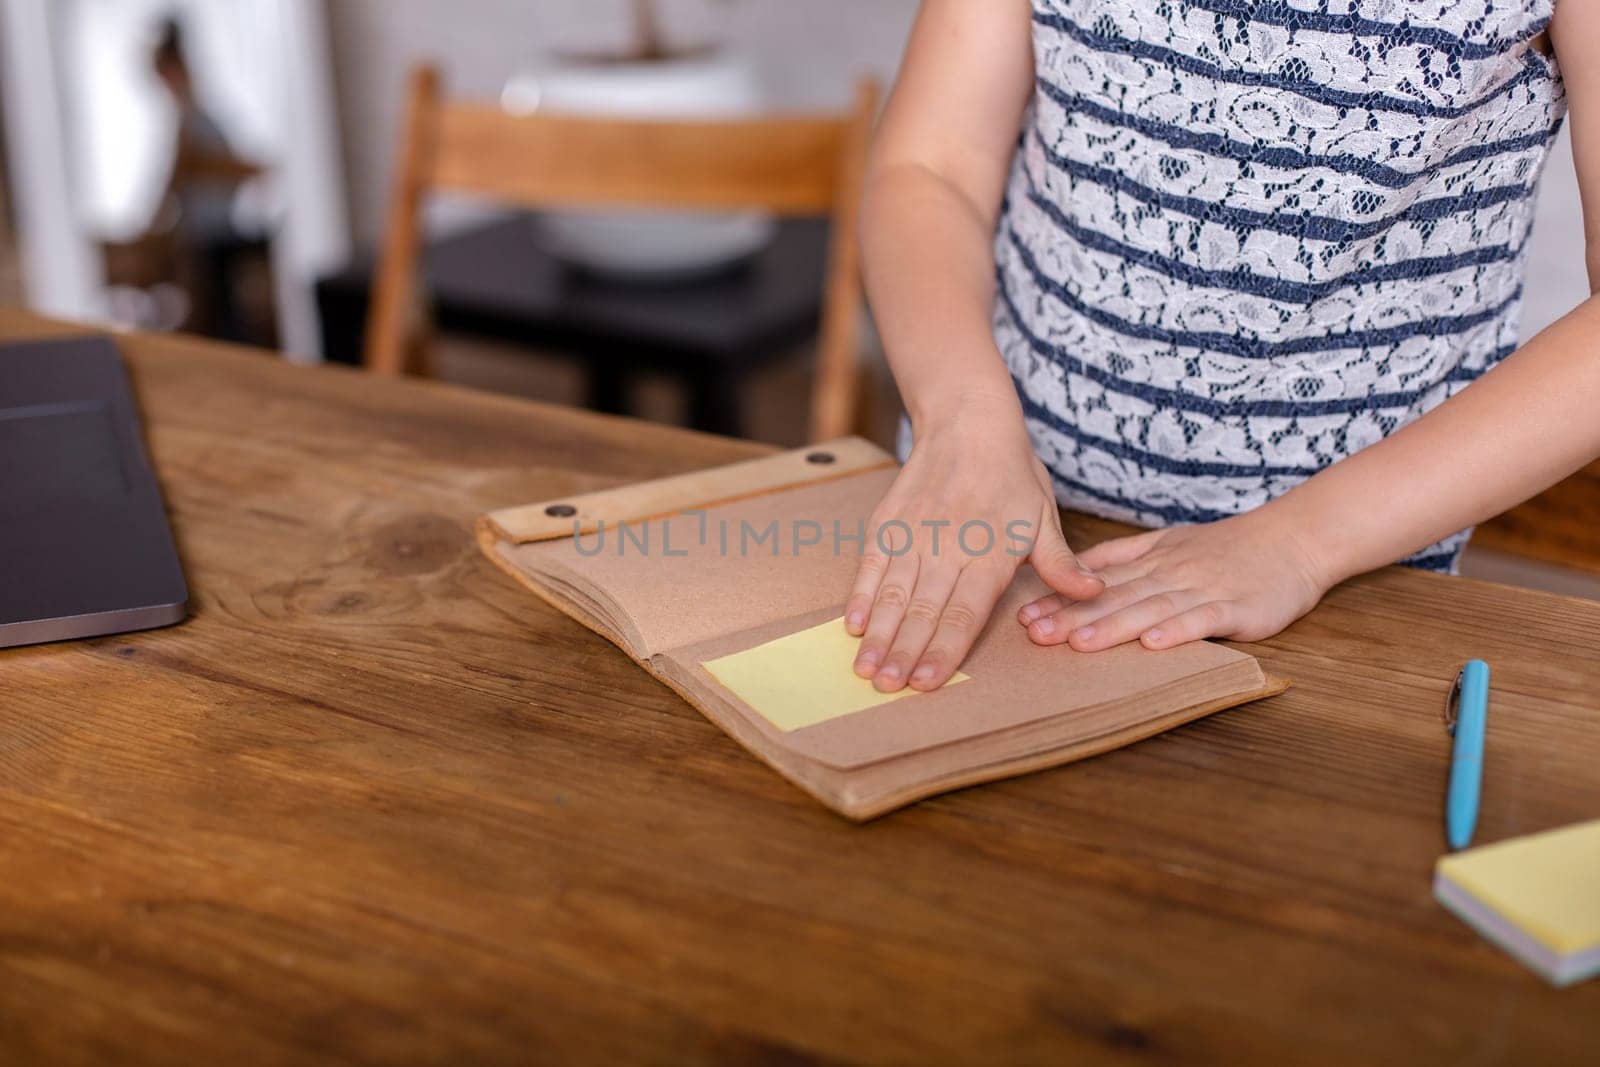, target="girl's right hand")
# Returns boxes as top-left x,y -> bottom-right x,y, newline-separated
846,393 -> 1105,692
